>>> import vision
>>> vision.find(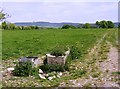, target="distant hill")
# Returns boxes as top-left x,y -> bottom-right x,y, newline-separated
14,22 -> 80,28
114,22 -> 119,27
14,21 -> 118,28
